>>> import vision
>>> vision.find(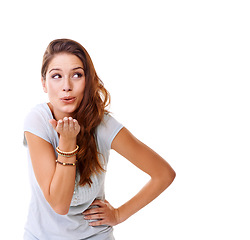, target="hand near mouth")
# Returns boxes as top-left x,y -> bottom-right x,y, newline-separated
49,117 -> 80,139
